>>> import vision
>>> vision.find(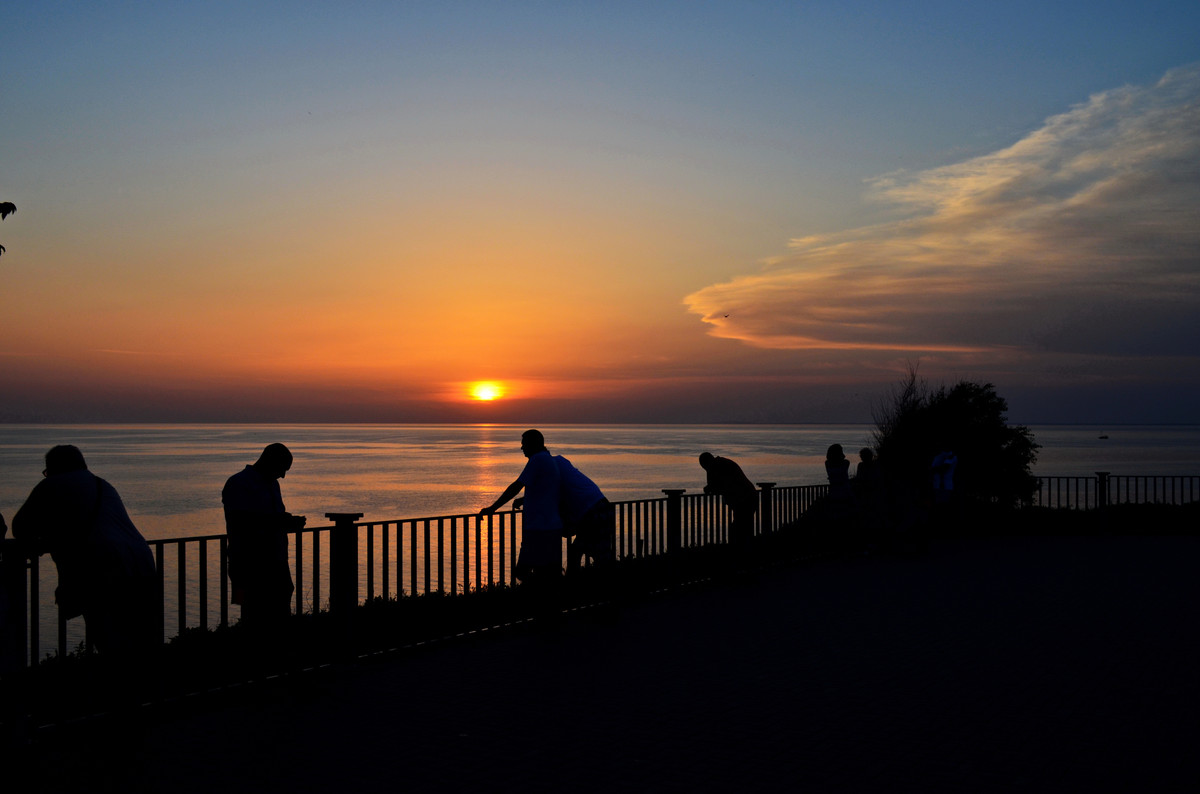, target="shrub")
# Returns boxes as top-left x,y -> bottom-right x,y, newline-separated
872,366 -> 1039,507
